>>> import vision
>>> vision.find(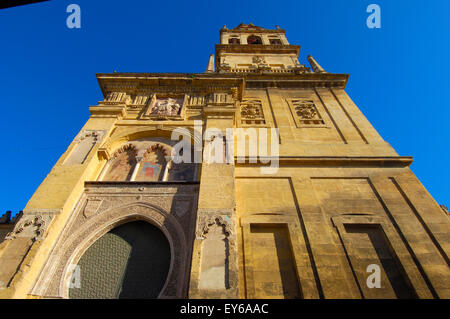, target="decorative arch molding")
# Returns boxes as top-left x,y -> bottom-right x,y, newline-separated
32,202 -> 190,299
111,143 -> 138,159
145,143 -> 172,158
99,126 -> 201,159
